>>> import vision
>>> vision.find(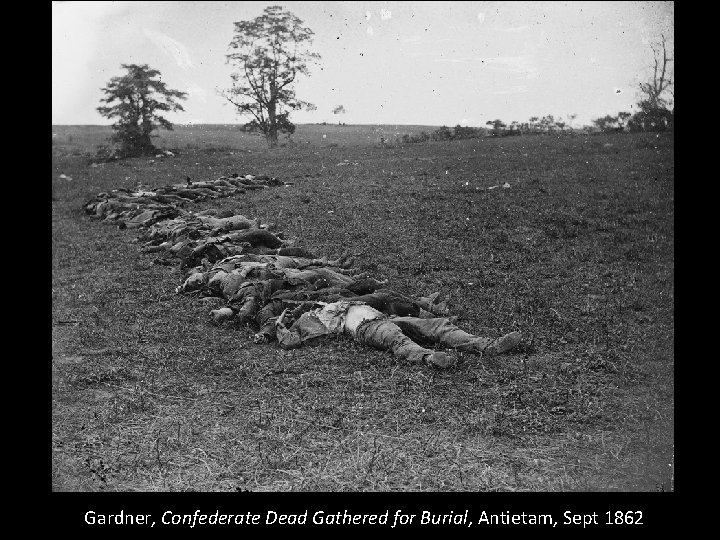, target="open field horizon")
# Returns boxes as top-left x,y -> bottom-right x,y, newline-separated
53,123 -> 491,154
52,124 -> 673,492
